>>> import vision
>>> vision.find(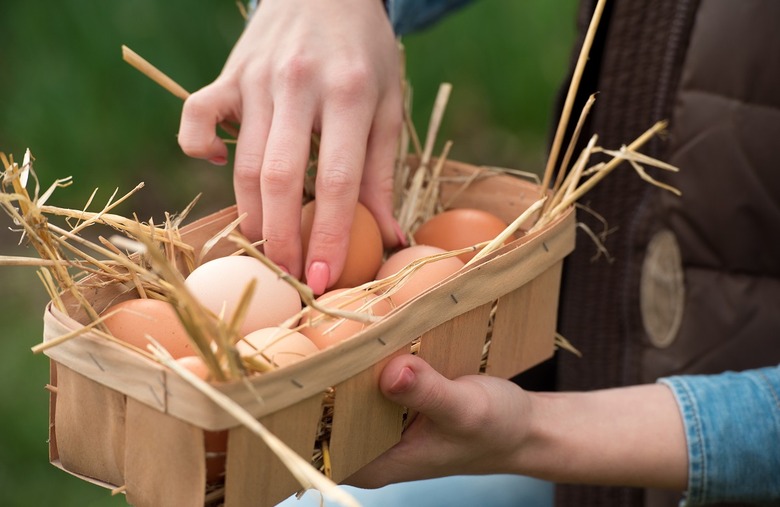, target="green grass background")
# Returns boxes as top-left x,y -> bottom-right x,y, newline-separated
0,1 -> 577,504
